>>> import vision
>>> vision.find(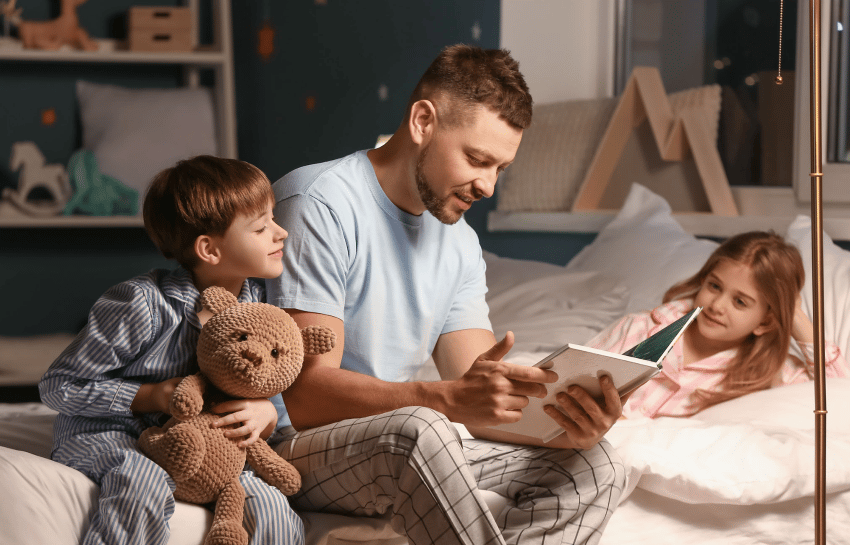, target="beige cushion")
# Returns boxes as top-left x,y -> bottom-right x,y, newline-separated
496,84 -> 722,212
